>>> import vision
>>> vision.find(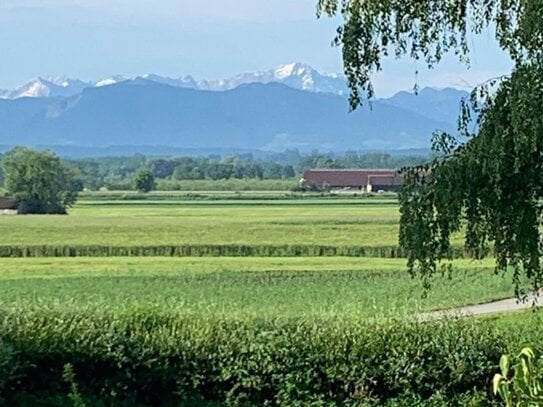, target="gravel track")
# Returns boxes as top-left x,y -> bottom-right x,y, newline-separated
419,291 -> 542,320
